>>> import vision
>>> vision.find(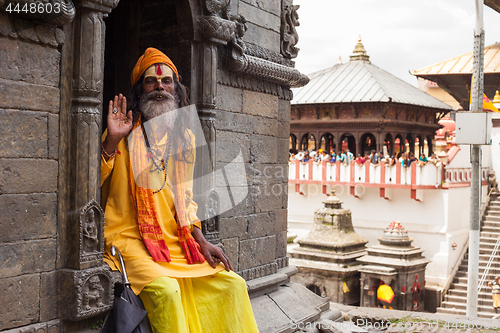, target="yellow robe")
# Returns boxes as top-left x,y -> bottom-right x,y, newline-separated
101,133 -> 223,295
